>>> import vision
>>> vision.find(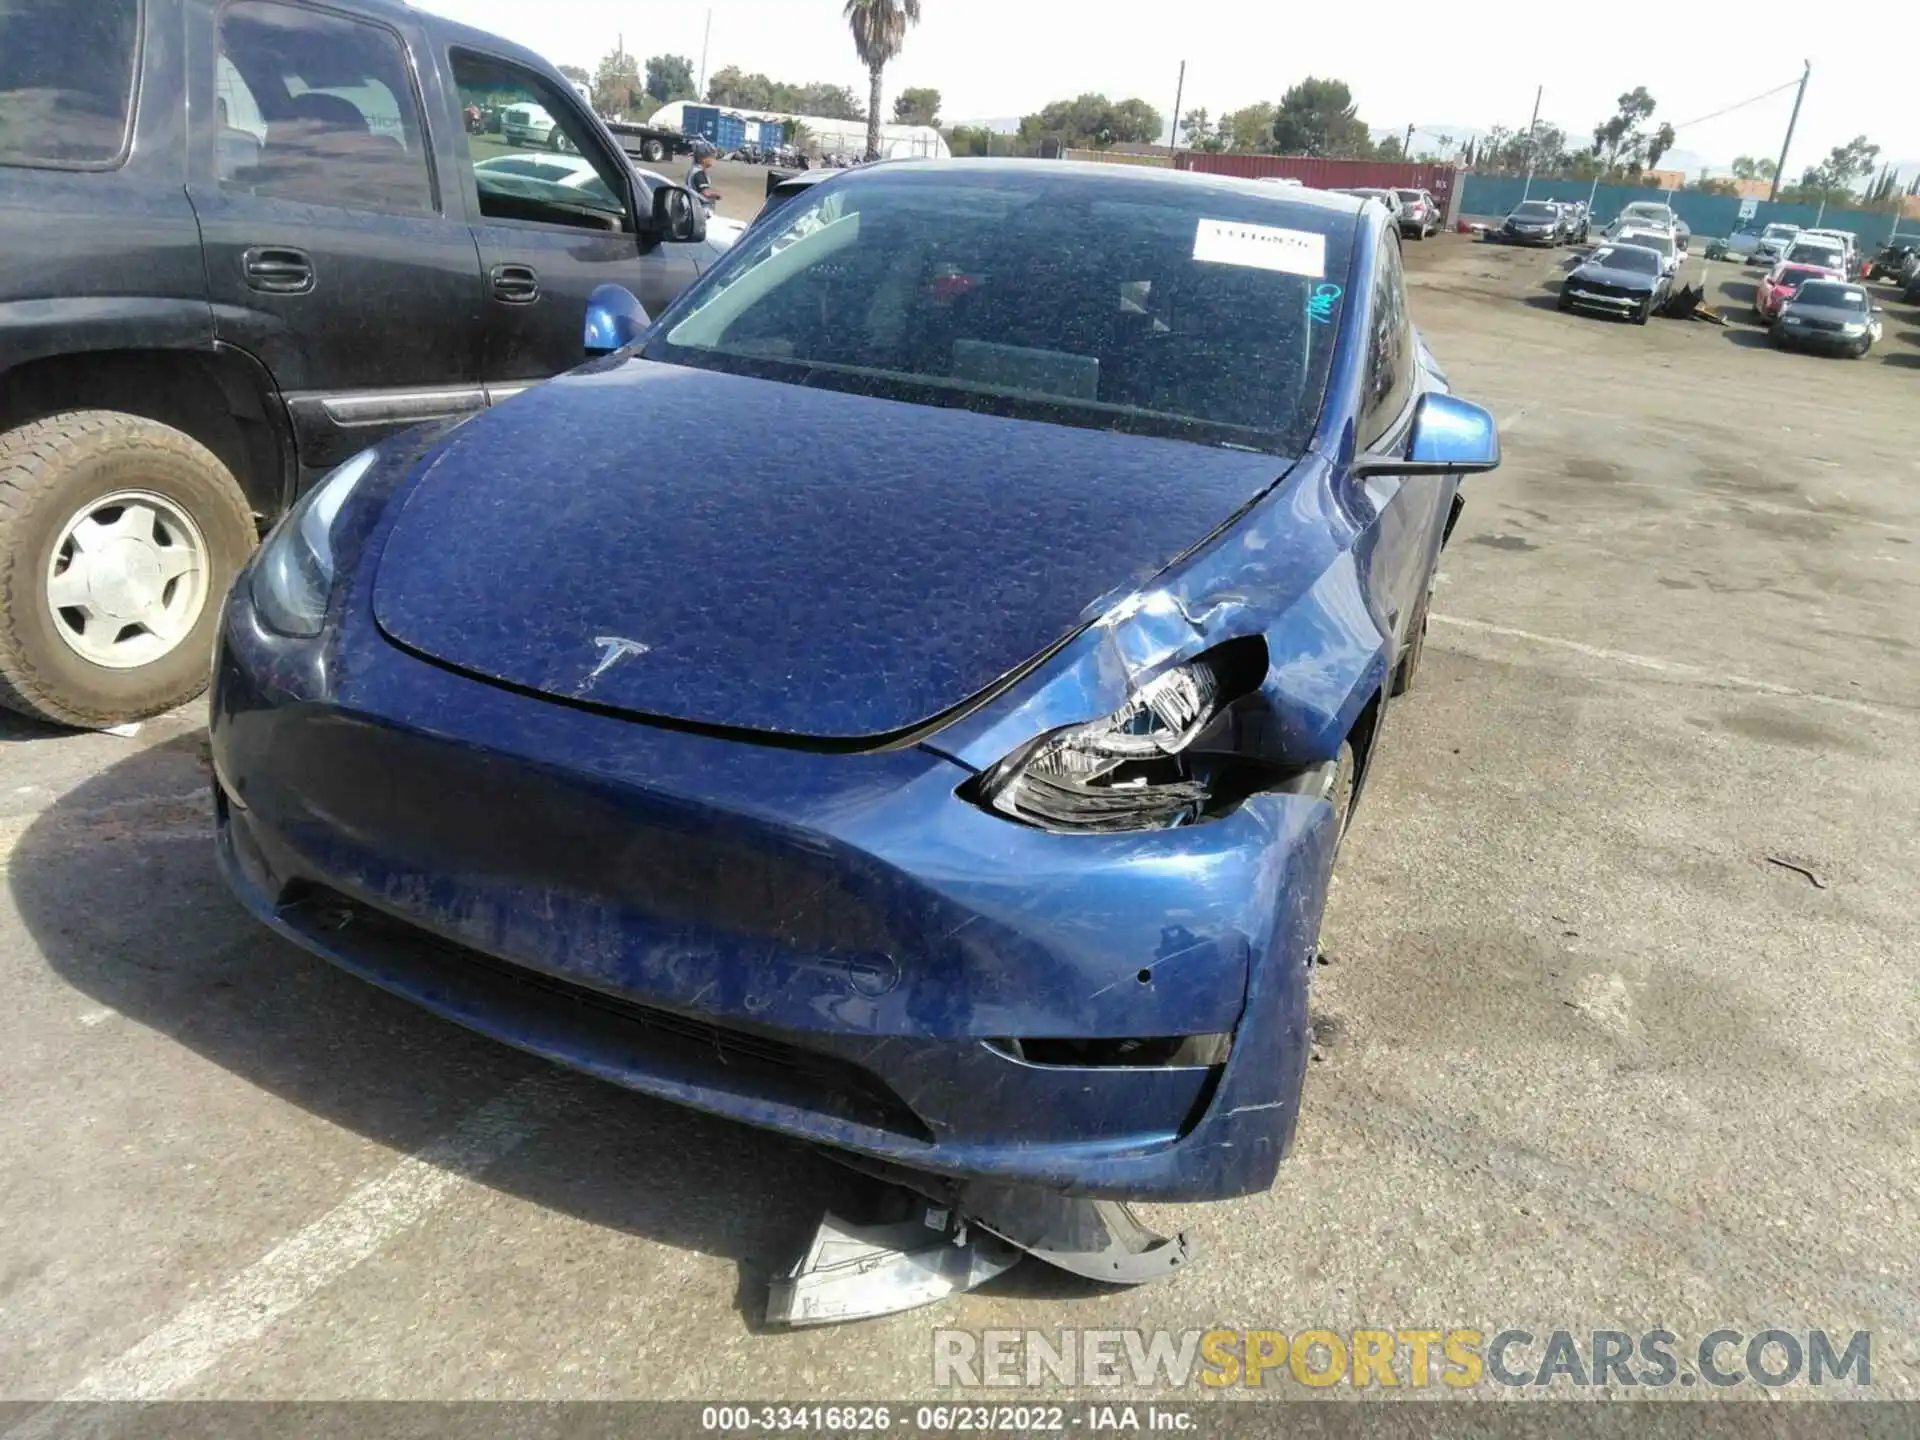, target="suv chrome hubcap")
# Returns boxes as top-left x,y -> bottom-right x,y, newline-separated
47,491 -> 209,669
